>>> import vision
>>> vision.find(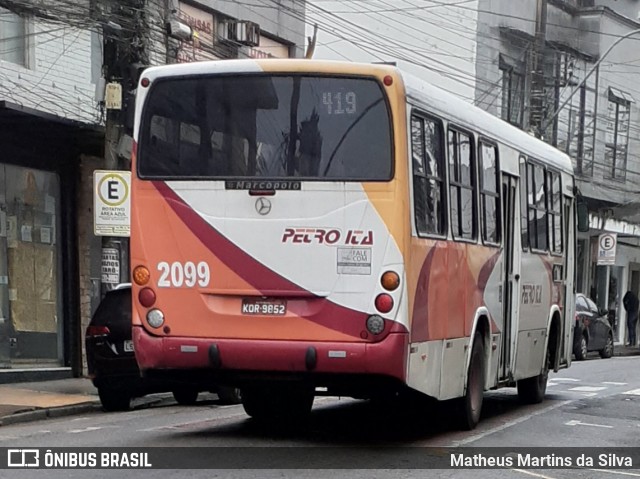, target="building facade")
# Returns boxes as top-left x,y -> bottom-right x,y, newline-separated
0,5 -> 103,381
475,0 -> 640,344
0,0 -> 306,382
309,0 -> 480,102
